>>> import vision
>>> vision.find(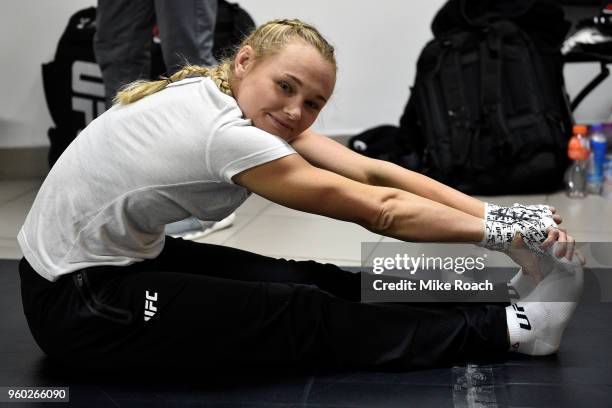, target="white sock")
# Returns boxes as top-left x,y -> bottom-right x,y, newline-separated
505,252 -> 584,356
507,268 -> 536,303
506,241 -> 573,302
